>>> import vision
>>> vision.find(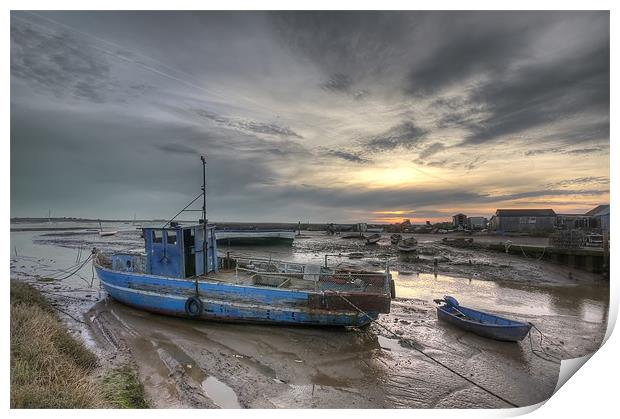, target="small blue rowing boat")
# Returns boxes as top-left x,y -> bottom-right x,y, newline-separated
435,296 -> 531,342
